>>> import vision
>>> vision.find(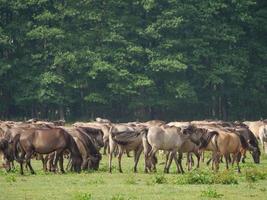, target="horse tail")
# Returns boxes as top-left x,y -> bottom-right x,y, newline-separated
141,128 -> 151,155
13,134 -> 21,161
214,134 -> 219,151
238,134 -> 249,149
